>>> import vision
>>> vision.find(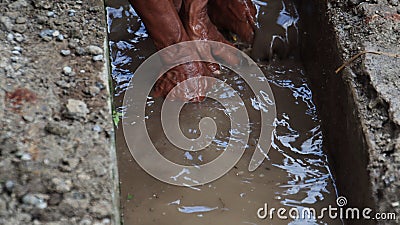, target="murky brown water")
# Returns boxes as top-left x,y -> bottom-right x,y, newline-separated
106,1 -> 343,224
